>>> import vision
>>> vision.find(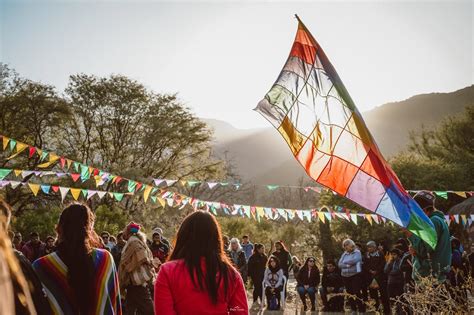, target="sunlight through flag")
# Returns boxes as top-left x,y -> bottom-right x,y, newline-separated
255,15 -> 437,248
